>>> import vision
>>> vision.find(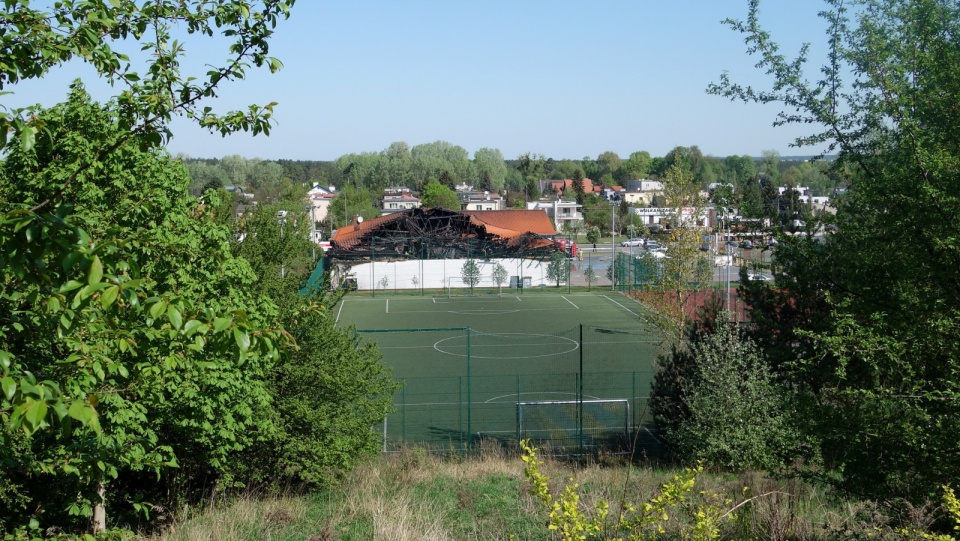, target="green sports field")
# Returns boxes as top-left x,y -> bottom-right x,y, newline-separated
336,291 -> 663,453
